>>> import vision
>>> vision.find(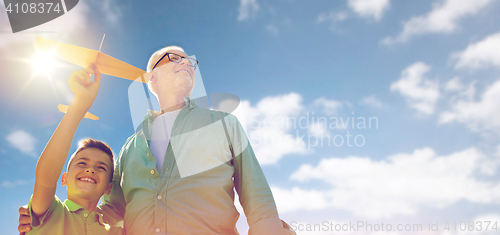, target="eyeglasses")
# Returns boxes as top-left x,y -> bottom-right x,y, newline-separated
152,53 -> 199,71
